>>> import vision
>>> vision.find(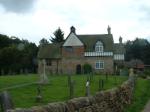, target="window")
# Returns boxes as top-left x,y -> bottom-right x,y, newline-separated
95,41 -> 103,52
64,46 -> 73,52
95,61 -> 104,69
46,59 -> 52,66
